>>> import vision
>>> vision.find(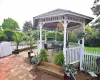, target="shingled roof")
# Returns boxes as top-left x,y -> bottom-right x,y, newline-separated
33,9 -> 94,29
34,8 -> 93,20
